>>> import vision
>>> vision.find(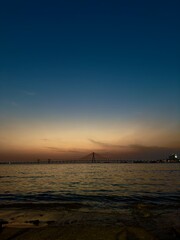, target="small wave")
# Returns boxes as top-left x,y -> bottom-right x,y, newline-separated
0,192 -> 180,210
